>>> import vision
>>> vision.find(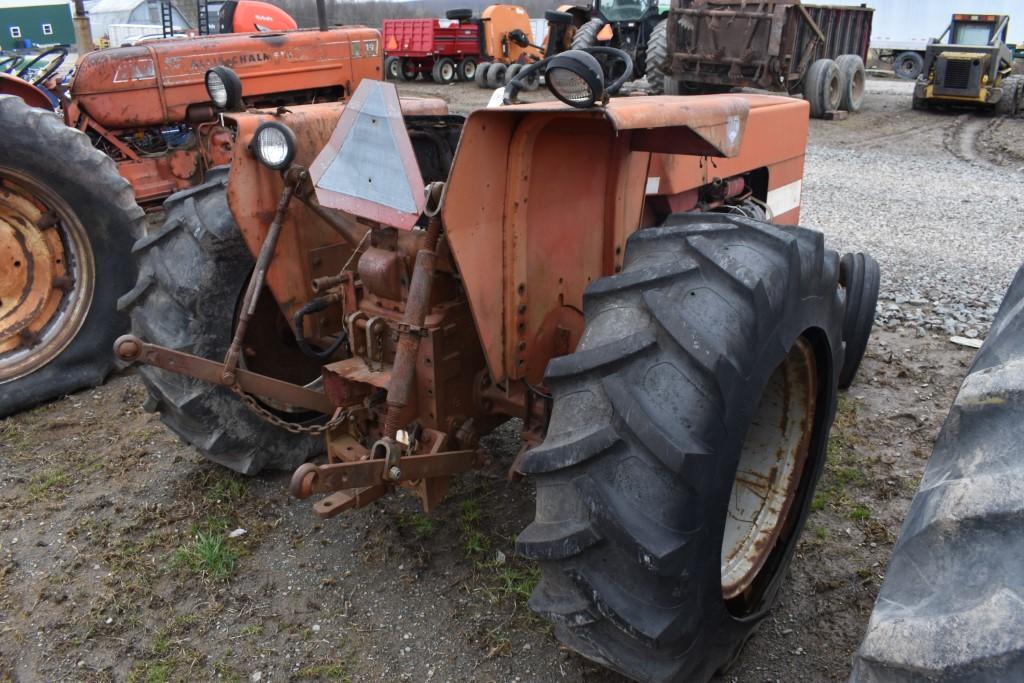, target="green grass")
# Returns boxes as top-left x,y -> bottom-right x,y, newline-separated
126,661 -> 175,683
173,531 -> 238,580
850,504 -> 871,521
27,468 -> 71,497
295,660 -> 351,680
